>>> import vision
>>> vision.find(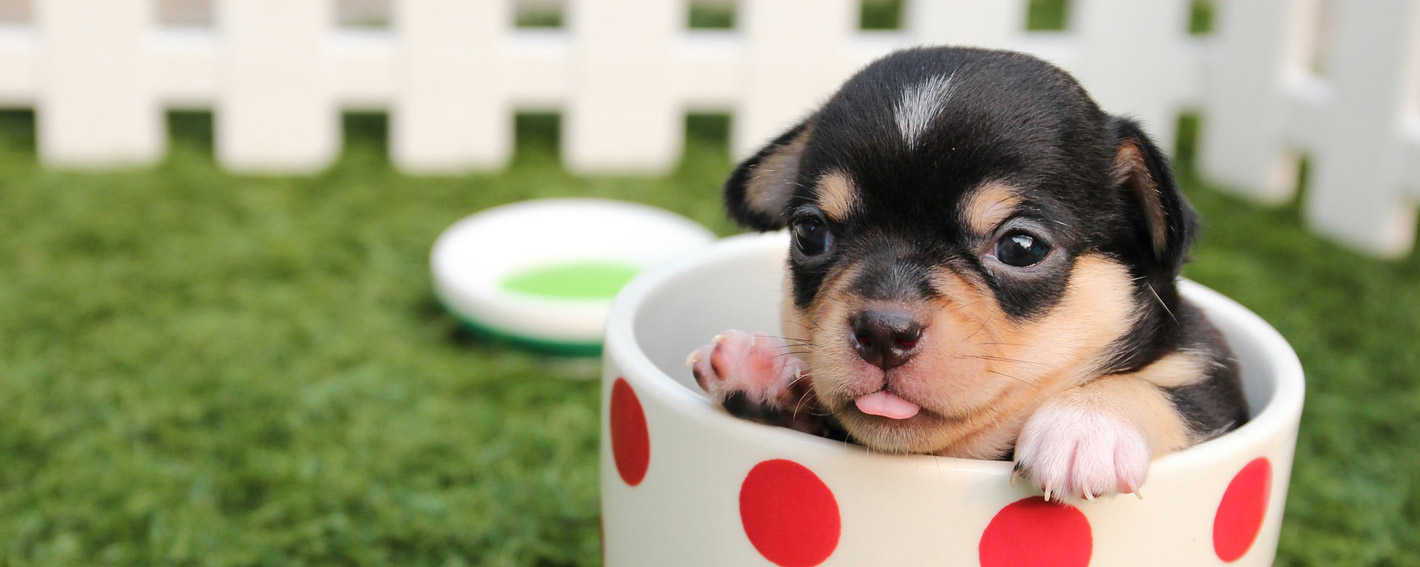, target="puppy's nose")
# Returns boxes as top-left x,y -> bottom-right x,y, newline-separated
850,308 -> 925,370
